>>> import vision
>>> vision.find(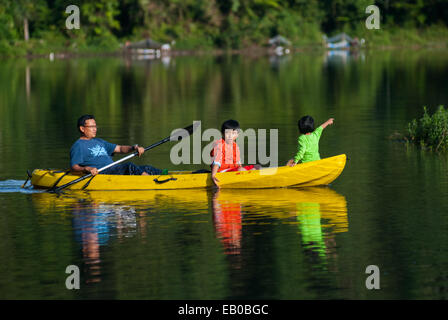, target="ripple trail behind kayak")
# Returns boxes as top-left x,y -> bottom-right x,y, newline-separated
0,180 -> 43,194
